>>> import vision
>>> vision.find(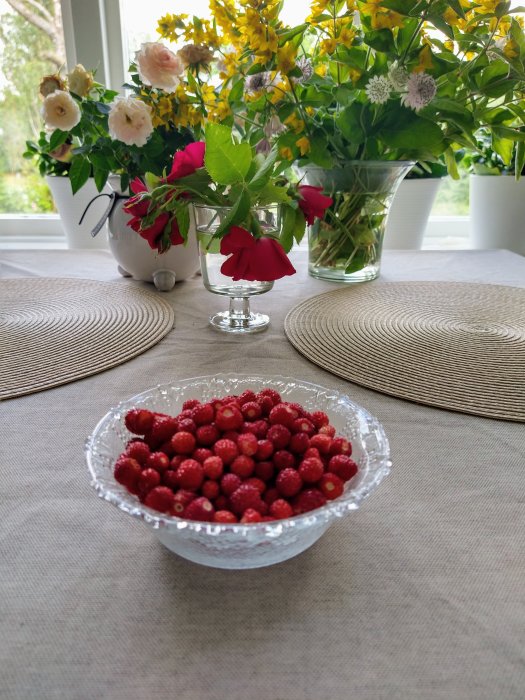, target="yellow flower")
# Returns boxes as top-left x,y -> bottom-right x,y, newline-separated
284,112 -> 305,134
296,136 -> 311,156
209,99 -> 232,122
157,13 -> 187,41
279,146 -> 294,161
277,43 -> 297,75
320,38 -> 337,55
348,67 -> 362,83
414,45 -> 434,73
503,39 -> 519,59
339,27 -> 355,48
315,64 -> 328,77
